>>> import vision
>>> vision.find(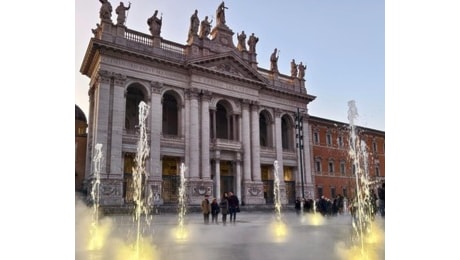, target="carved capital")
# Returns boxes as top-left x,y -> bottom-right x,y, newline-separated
274,108 -> 282,117
186,88 -> 200,99
150,81 -> 163,94
201,90 -> 212,102
241,99 -> 251,110
113,73 -> 127,86
250,100 -> 259,110
97,69 -> 112,84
